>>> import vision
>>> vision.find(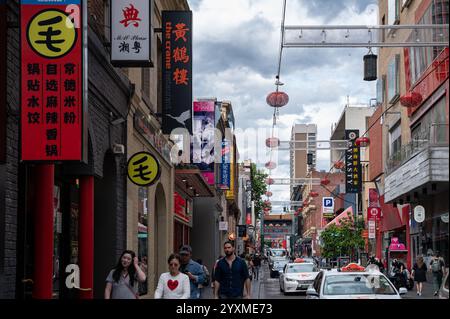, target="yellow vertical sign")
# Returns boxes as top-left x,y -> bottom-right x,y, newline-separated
225,143 -> 234,199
